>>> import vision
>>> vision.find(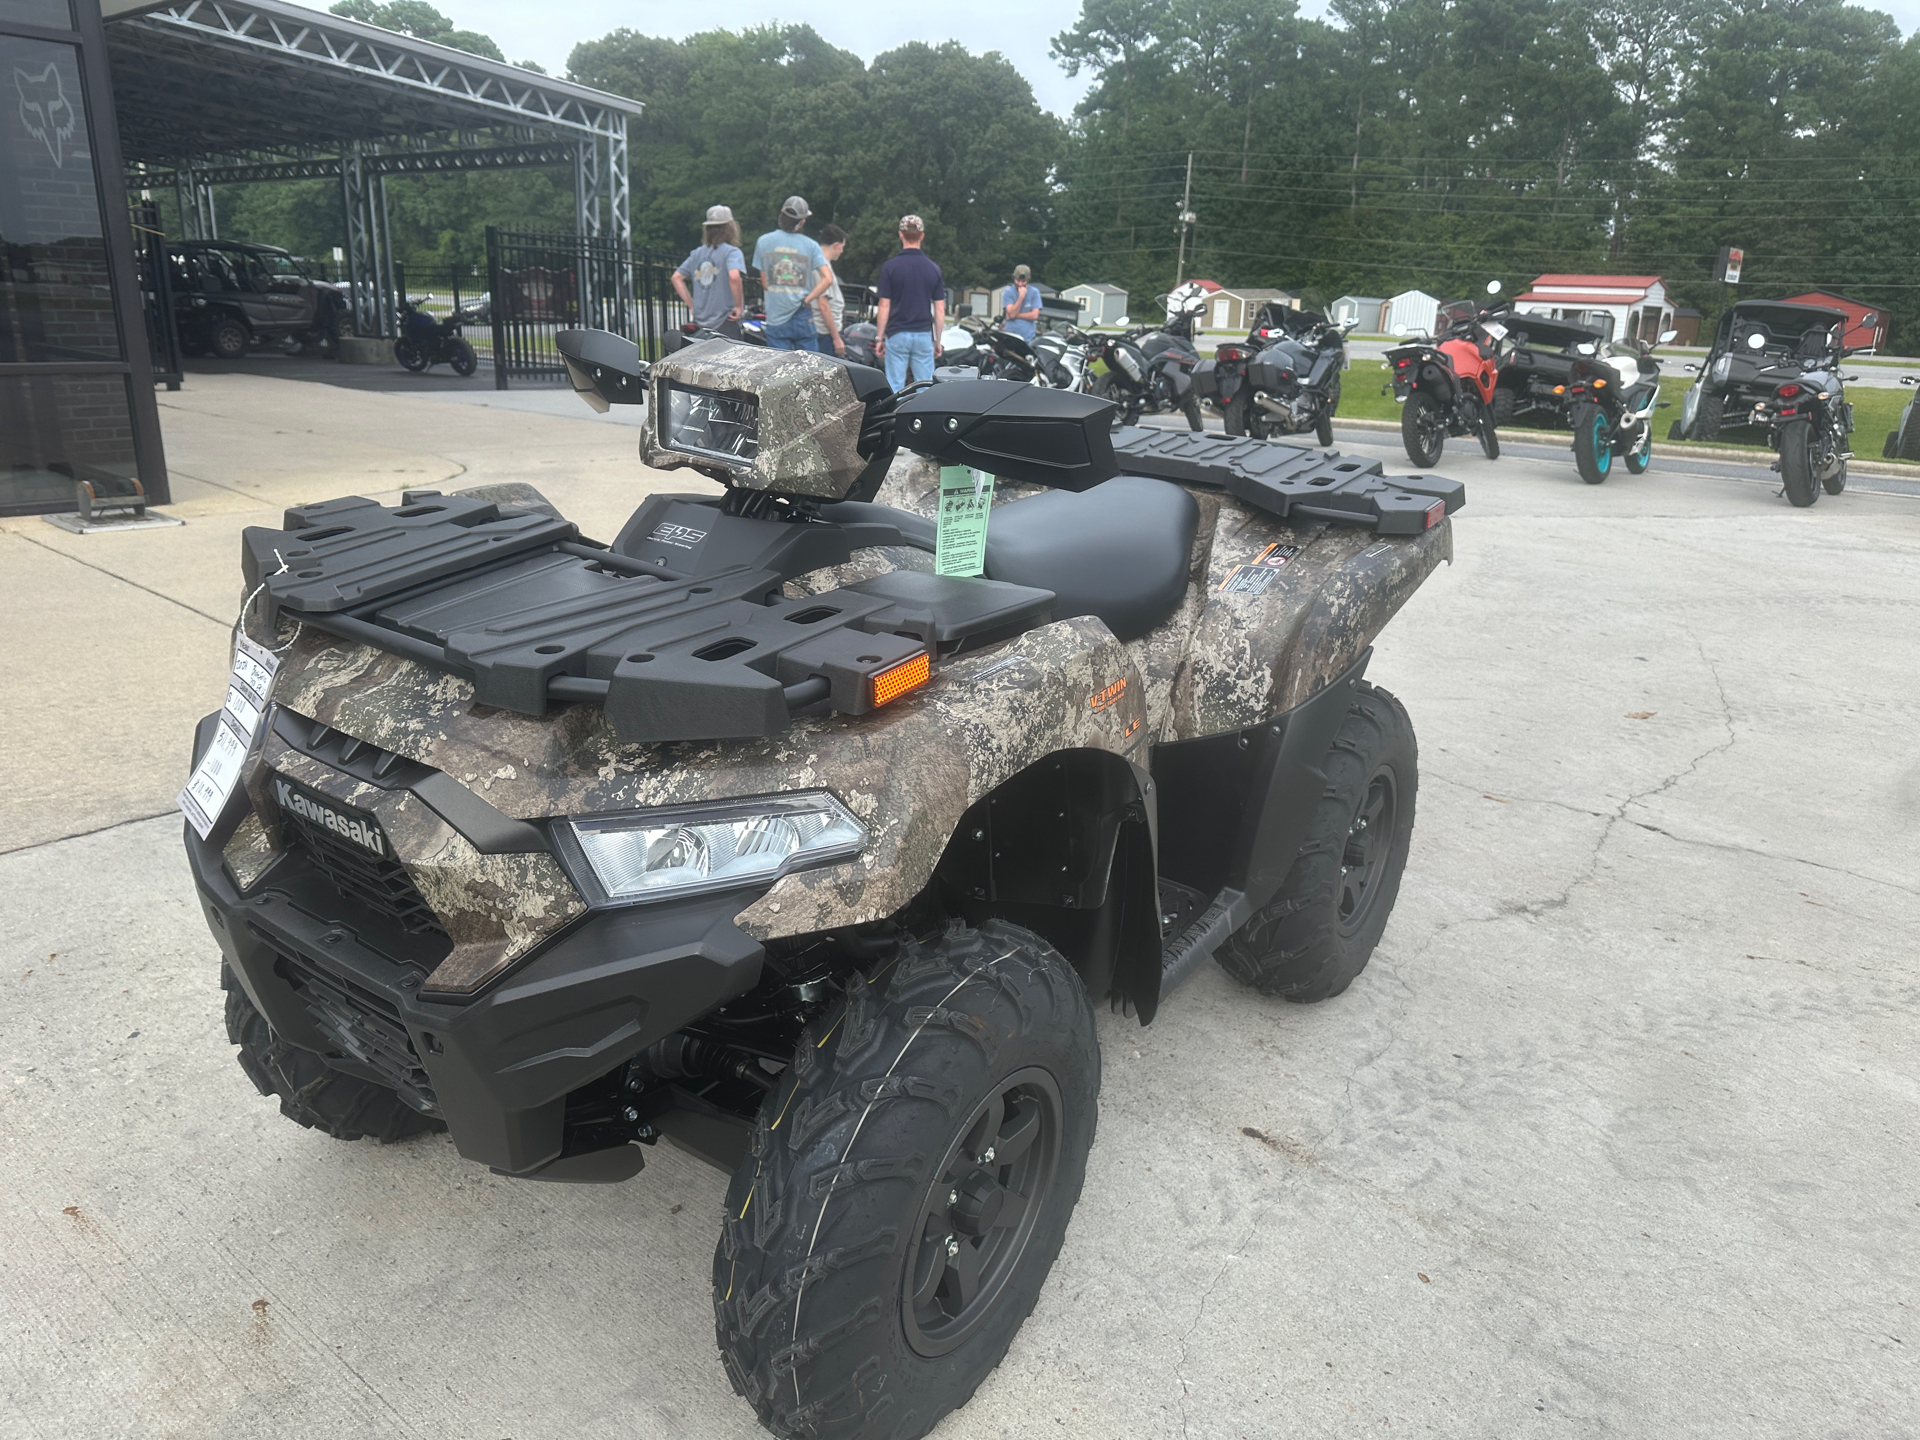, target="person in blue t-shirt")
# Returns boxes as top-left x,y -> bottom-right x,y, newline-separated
751,196 -> 833,351
874,214 -> 945,390
671,204 -> 745,334
1000,264 -> 1042,341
